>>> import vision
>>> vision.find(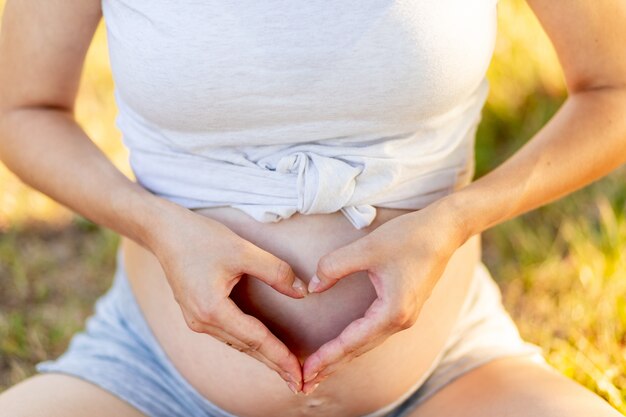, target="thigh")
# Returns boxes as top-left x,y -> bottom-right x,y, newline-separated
0,373 -> 147,417
407,356 -> 622,417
